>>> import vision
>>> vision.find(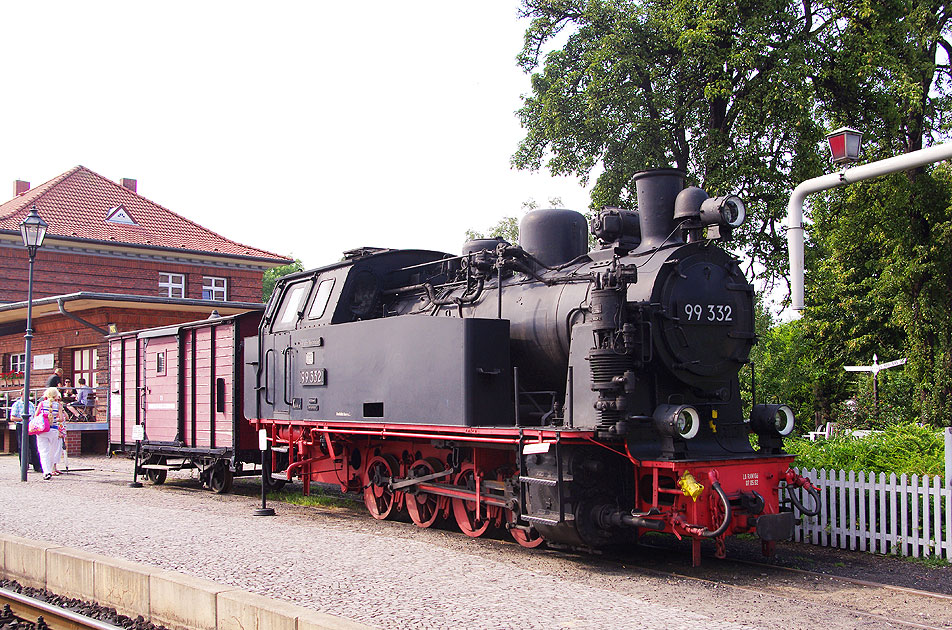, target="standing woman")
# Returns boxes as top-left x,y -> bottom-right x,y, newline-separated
35,387 -> 65,480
